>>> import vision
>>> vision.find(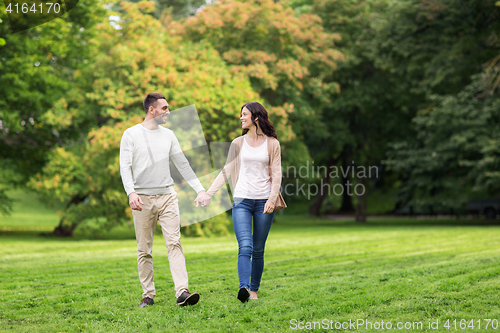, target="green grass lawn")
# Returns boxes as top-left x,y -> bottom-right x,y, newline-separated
1,192 -> 500,332
0,189 -> 65,231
